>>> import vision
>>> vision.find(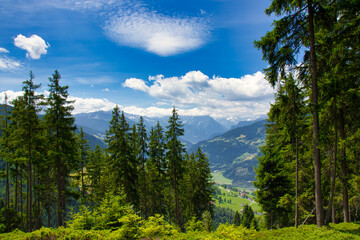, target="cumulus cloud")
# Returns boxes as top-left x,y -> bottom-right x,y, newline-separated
0,90 -> 23,103
69,96 -> 116,114
123,71 -> 275,120
104,4 -> 210,56
14,34 -> 50,59
0,90 -> 117,115
124,71 -> 274,103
